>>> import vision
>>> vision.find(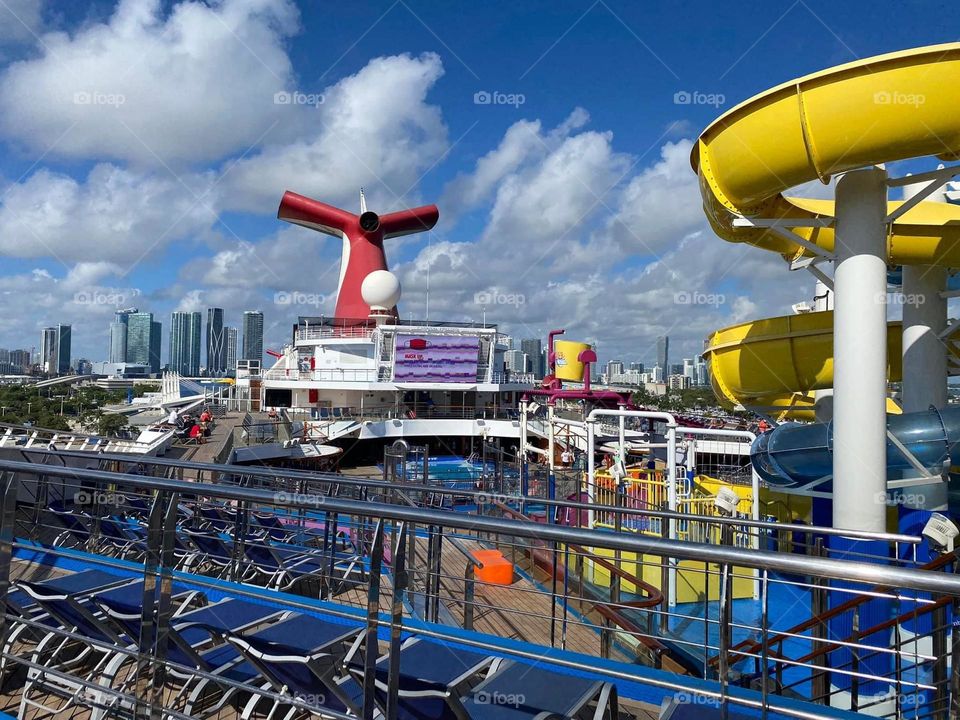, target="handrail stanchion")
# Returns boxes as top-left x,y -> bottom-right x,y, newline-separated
463,563 -> 475,631
386,522 -> 408,720
760,568 -> 770,720
950,594 -> 960,719
719,559 -> 731,720
851,606 -> 860,713
812,537 -> 829,704
134,489 -> 168,720
150,493 -> 180,720
659,502 -> 669,639
0,472 -> 17,673
934,592 -> 948,718
362,520 -> 385,720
